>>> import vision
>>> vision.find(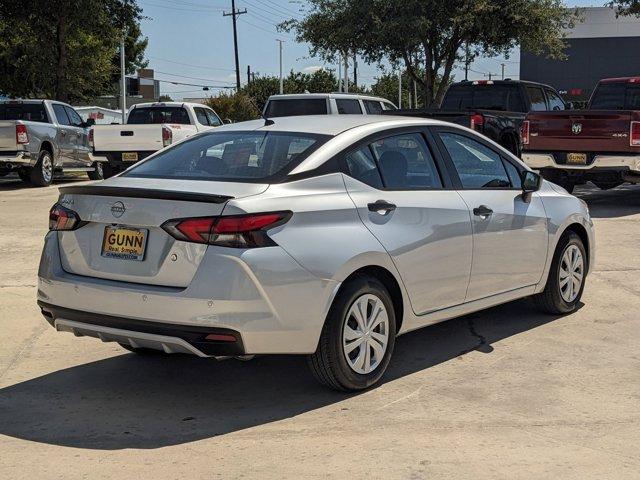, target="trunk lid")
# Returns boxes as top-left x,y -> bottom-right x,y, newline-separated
0,121 -> 18,151
56,177 -> 268,287
526,110 -> 638,153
